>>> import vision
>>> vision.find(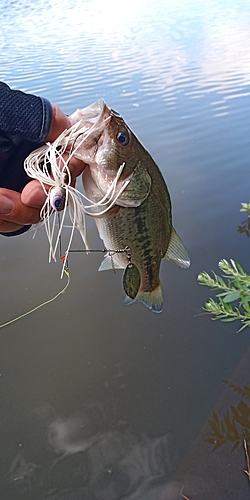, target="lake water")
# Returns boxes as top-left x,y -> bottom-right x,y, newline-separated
0,0 -> 250,498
